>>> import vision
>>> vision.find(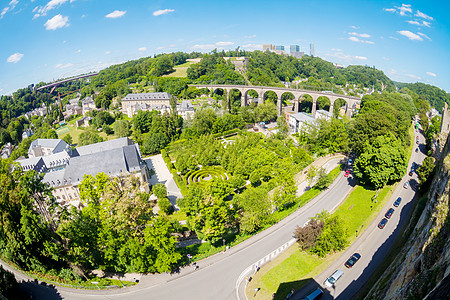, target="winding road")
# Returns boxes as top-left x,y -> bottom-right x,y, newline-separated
3,156 -> 356,300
